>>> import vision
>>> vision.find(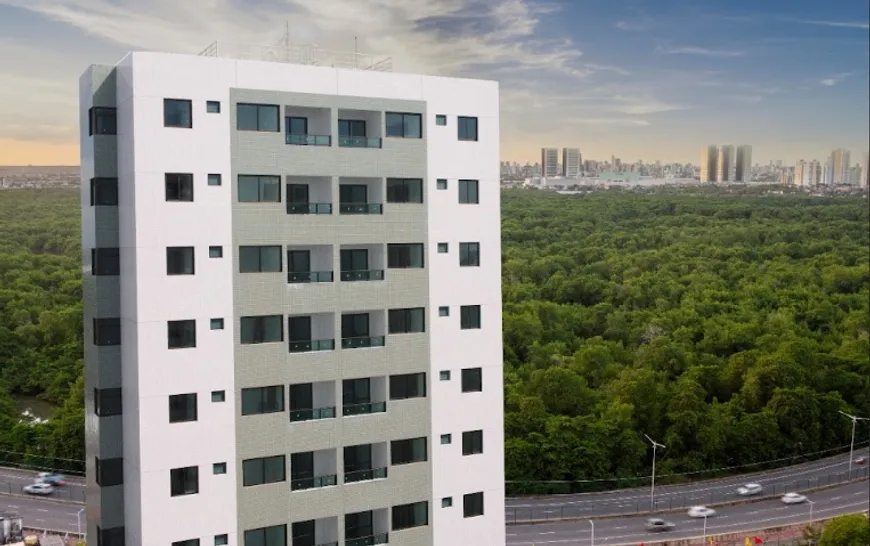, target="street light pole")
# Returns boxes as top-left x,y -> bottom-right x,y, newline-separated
589,519 -> 595,546
702,515 -> 708,544
838,411 -> 869,477
645,434 -> 666,512
77,507 -> 85,536
808,500 -> 815,524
